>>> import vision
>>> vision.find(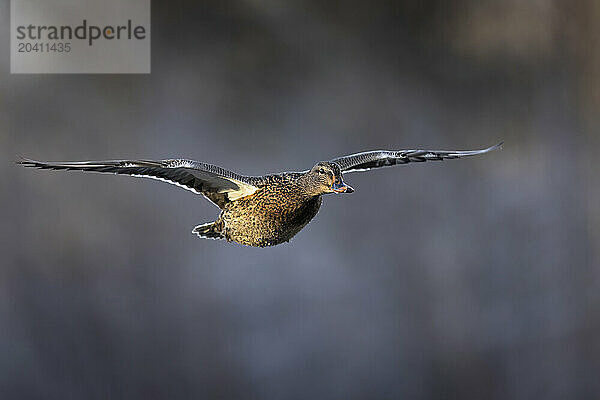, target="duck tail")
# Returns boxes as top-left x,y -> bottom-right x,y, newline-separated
192,222 -> 224,240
